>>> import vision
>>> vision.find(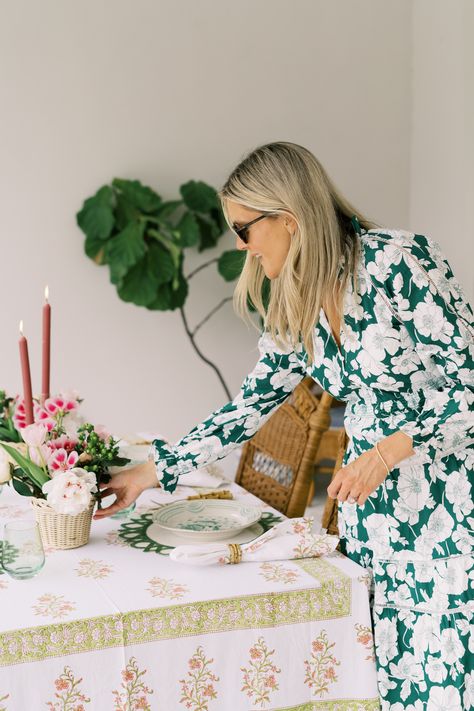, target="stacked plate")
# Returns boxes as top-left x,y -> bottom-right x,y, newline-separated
152,500 -> 262,542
